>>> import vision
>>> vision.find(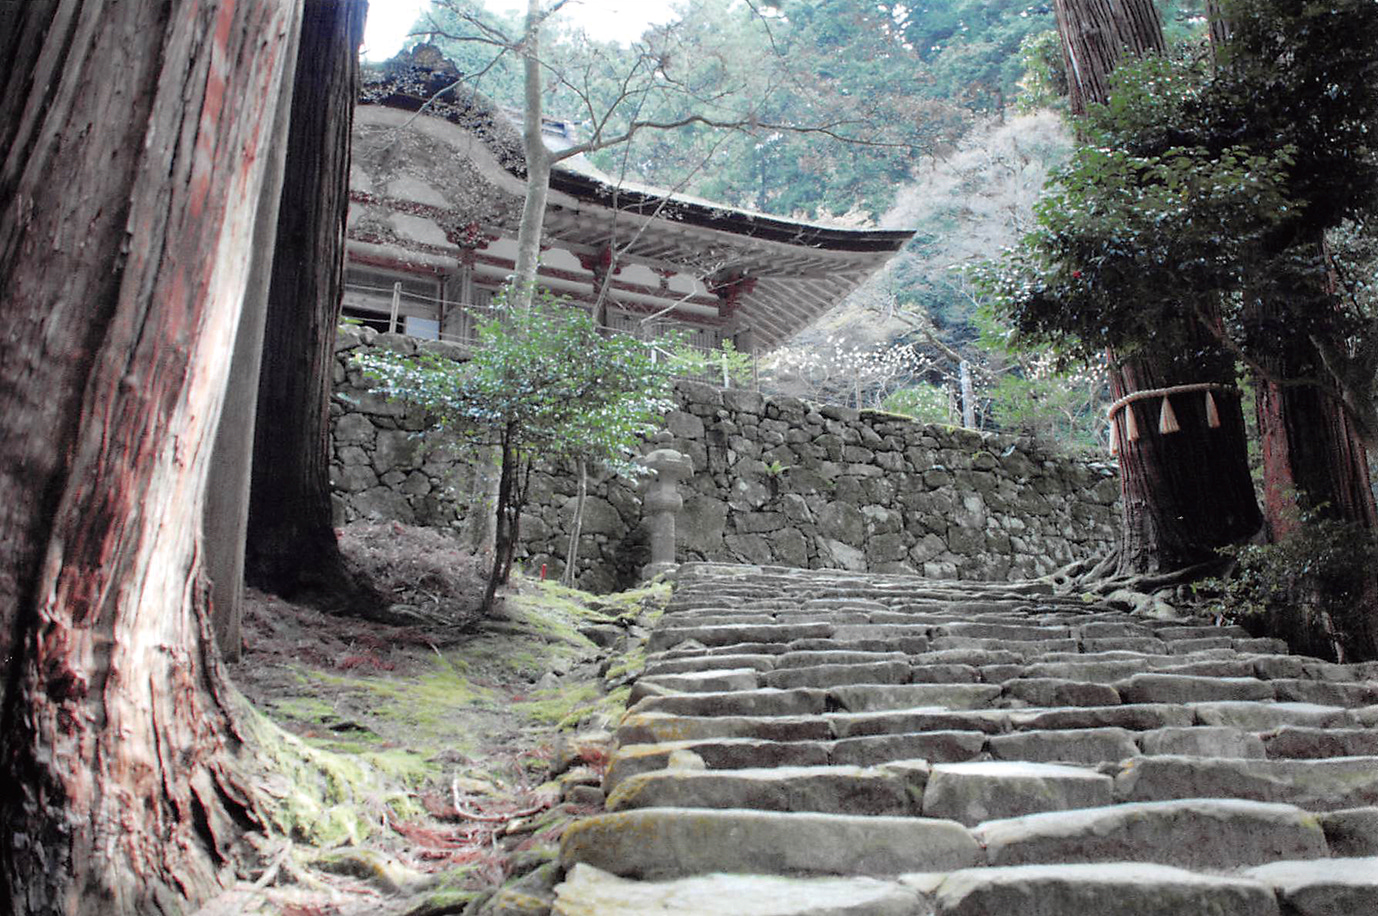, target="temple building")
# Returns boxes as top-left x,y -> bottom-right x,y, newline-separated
345,47 -> 914,363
